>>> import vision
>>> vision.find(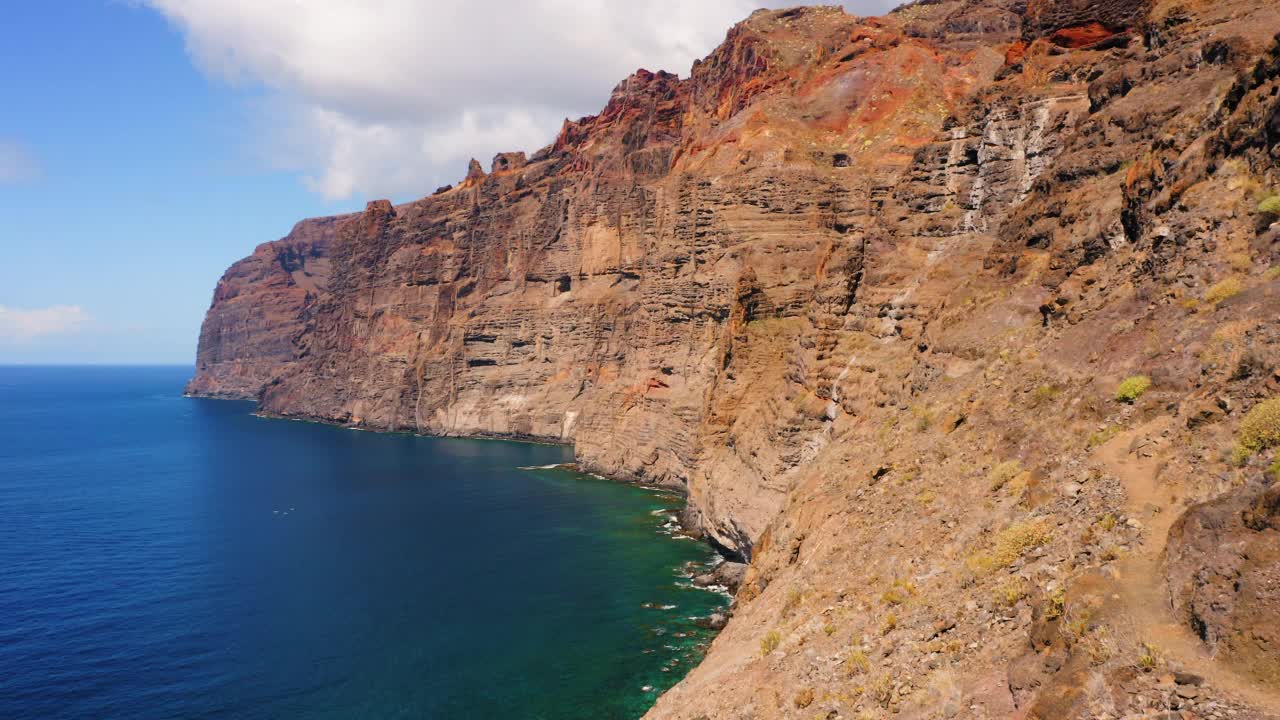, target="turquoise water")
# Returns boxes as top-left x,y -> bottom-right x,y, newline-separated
0,366 -> 726,719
